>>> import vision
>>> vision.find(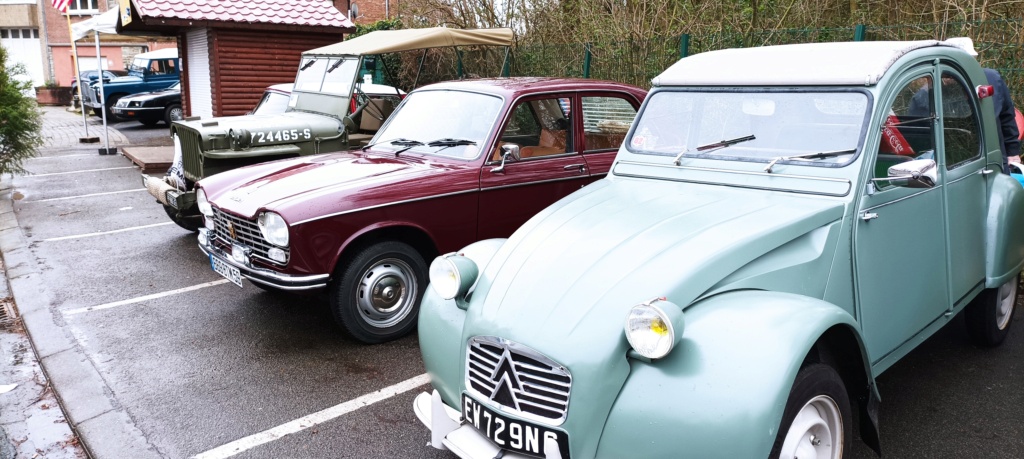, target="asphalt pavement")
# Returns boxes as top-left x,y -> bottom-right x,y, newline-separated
2,107 -> 1022,459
